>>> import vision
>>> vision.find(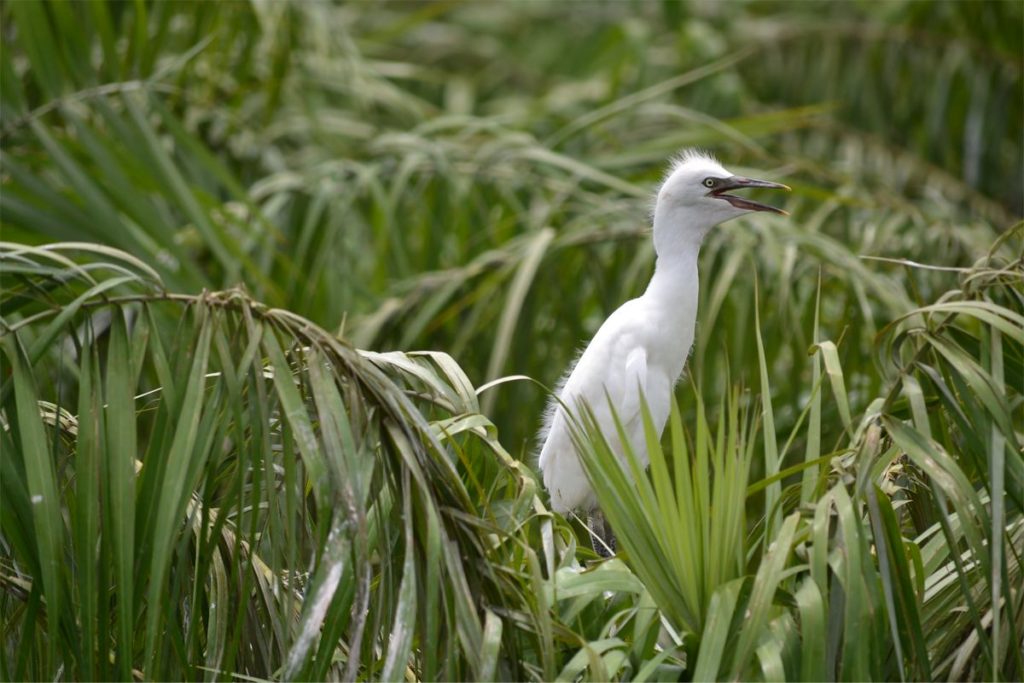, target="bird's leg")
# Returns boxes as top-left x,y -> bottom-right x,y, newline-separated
587,509 -> 617,557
